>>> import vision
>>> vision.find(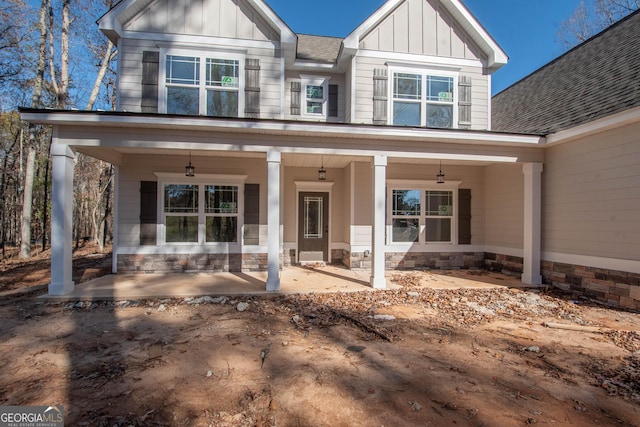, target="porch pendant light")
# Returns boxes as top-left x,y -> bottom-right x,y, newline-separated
437,161 -> 445,184
185,151 -> 195,177
318,156 -> 327,181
